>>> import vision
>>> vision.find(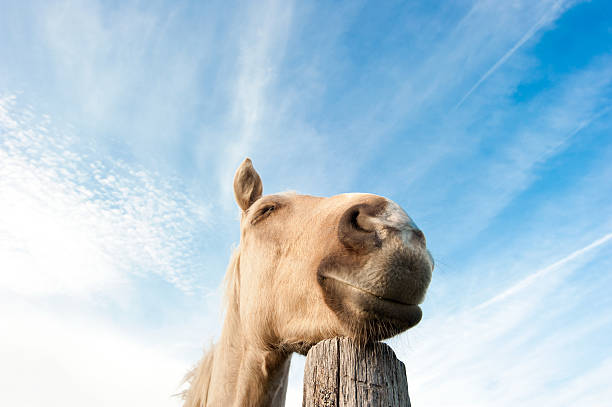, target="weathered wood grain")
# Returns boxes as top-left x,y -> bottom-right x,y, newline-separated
303,337 -> 411,407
